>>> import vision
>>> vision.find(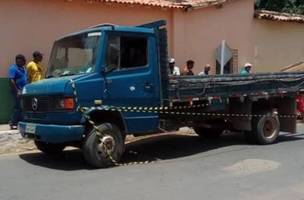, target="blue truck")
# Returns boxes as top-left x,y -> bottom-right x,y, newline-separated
19,20 -> 304,168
